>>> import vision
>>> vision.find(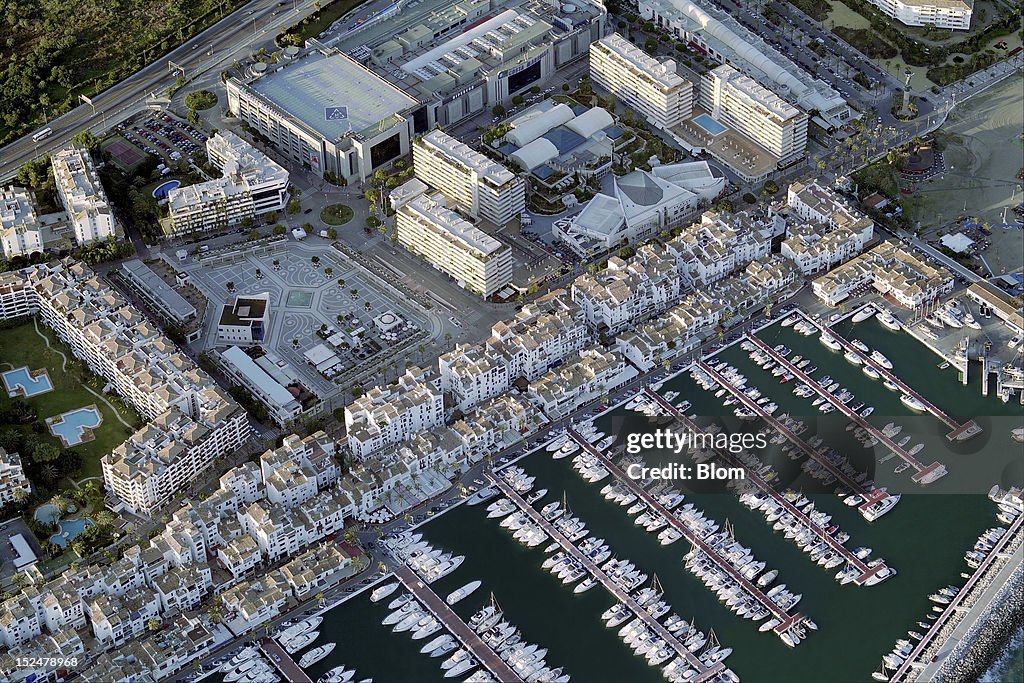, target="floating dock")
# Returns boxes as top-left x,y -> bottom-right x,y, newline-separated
645,390 -> 892,587
567,429 -> 810,643
797,313 -> 981,442
888,512 -> 1024,682
742,334 -> 948,485
389,564 -> 524,682
490,474 -> 729,683
260,637 -> 314,683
